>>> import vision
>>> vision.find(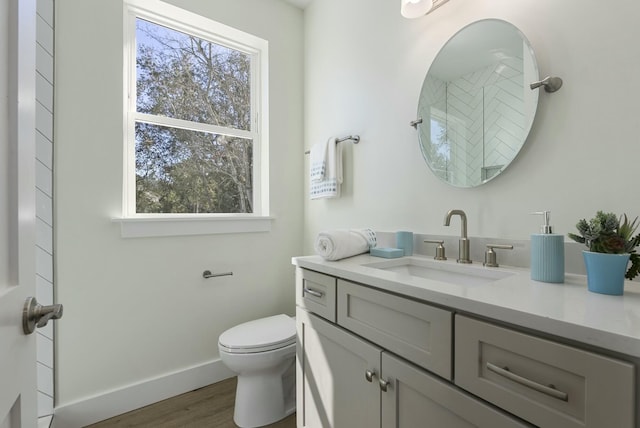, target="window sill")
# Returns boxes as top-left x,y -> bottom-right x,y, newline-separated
112,215 -> 273,238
